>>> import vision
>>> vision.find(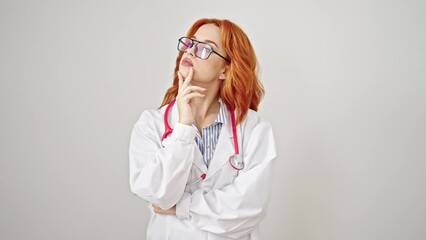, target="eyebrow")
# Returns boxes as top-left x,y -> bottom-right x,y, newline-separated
192,36 -> 218,48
